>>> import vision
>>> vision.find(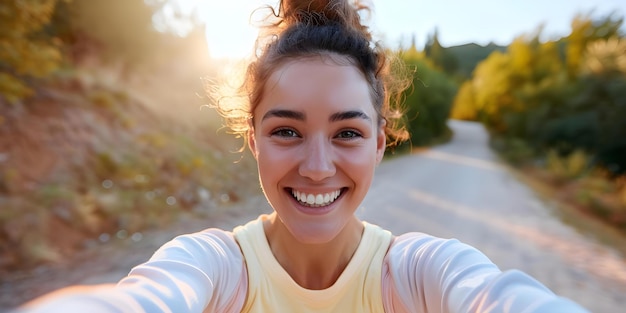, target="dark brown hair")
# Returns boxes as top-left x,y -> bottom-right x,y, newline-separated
214,0 -> 409,147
